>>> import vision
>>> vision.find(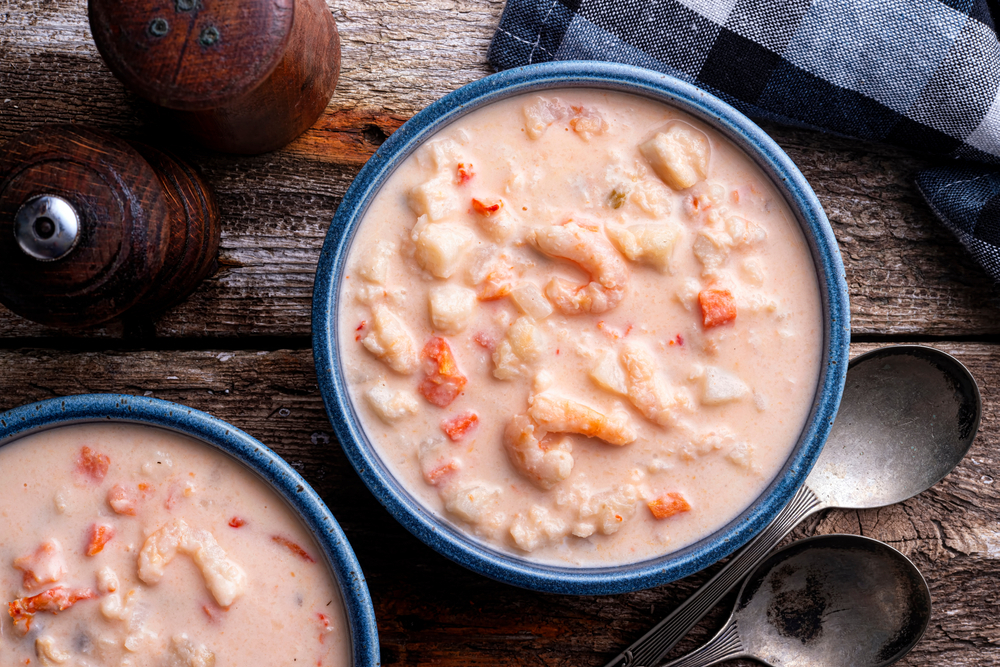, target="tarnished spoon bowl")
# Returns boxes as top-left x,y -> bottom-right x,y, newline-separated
664,534 -> 932,667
